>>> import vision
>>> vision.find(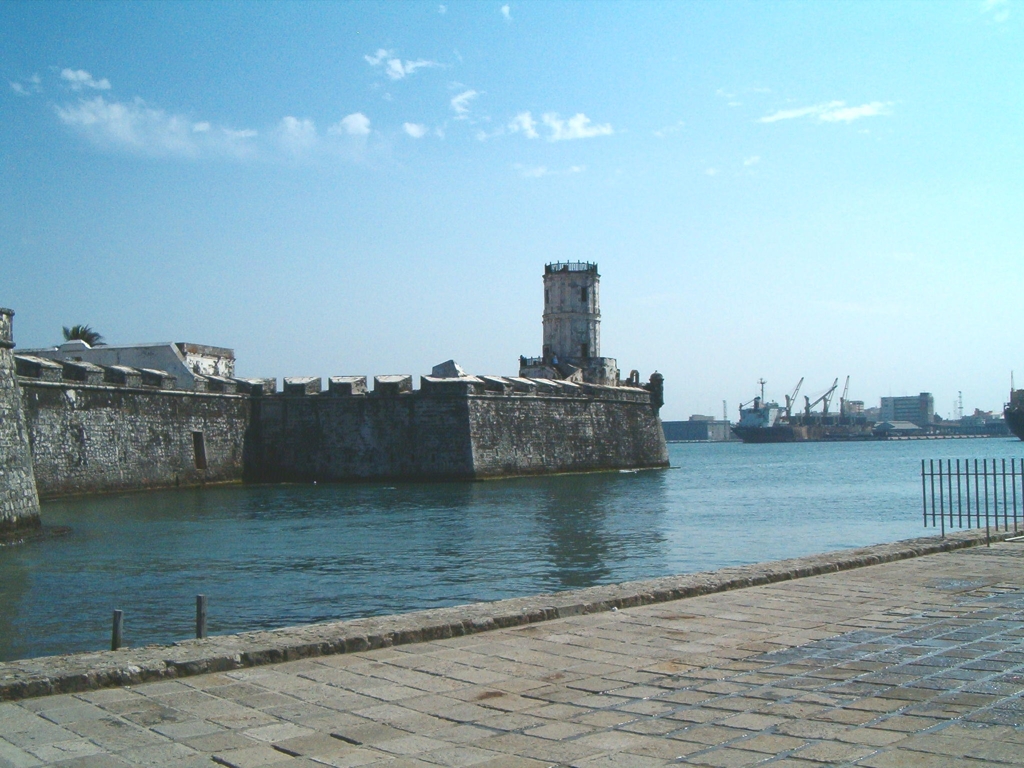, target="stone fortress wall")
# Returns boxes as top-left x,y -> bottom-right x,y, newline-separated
9,360 -> 667,496
247,373 -> 666,483
0,263 -> 668,513
0,309 -> 41,535
17,367 -> 251,498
